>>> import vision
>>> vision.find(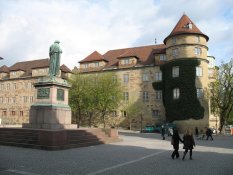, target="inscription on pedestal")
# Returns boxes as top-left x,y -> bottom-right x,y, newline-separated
37,88 -> 50,99
57,88 -> 64,101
